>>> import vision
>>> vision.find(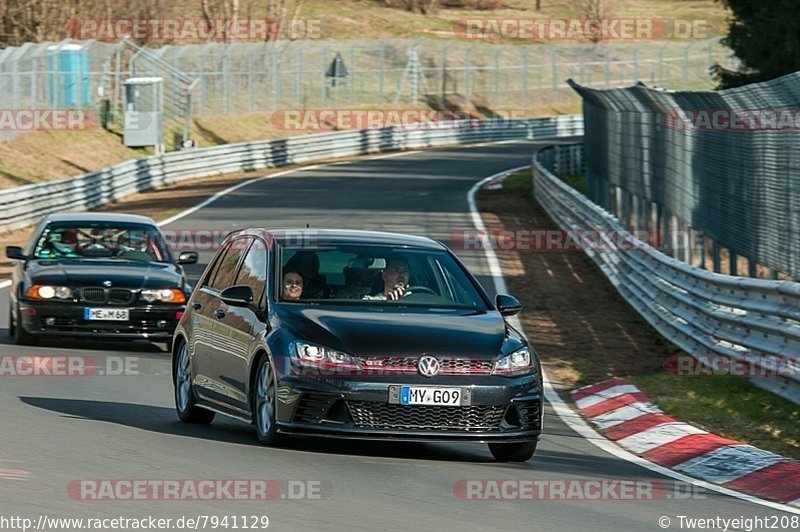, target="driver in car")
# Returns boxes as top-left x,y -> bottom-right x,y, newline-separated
363,254 -> 412,301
